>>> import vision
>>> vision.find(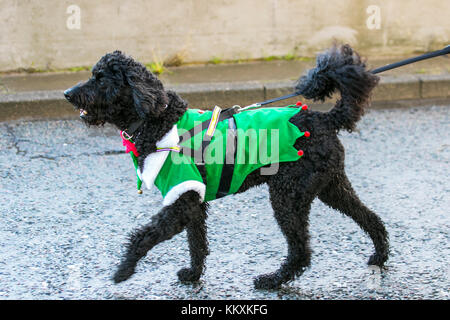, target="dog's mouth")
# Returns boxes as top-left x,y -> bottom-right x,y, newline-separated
75,107 -> 105,126
79,108 -> 88,118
